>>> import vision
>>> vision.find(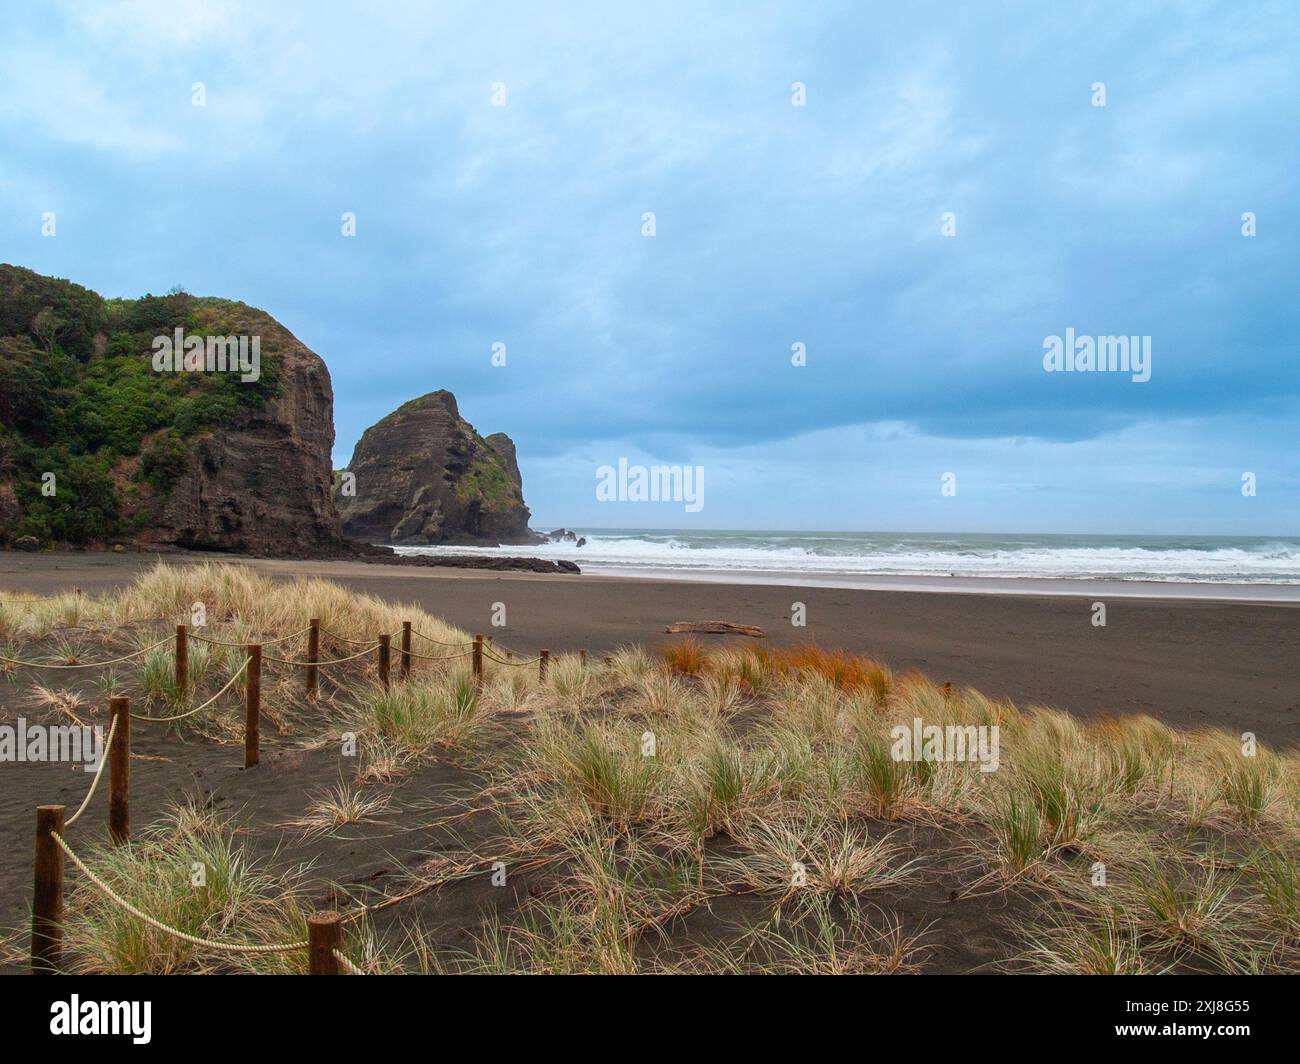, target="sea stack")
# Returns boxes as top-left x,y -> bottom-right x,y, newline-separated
335,390 -> 540,546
